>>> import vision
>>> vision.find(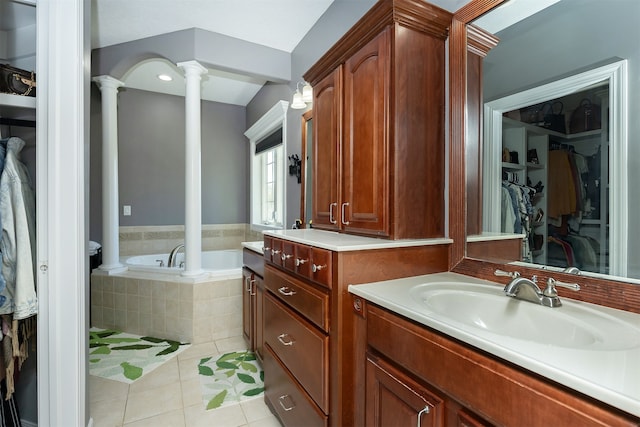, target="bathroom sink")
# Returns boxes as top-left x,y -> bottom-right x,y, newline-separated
408,282 -> 640,350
